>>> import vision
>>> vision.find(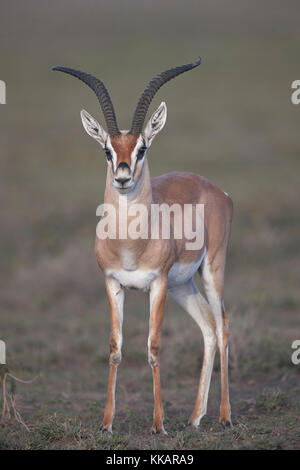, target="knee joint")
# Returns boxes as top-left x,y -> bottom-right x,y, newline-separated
109,337 -> 122,365
148,340 -> 161,367
109,351 -> 122,365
